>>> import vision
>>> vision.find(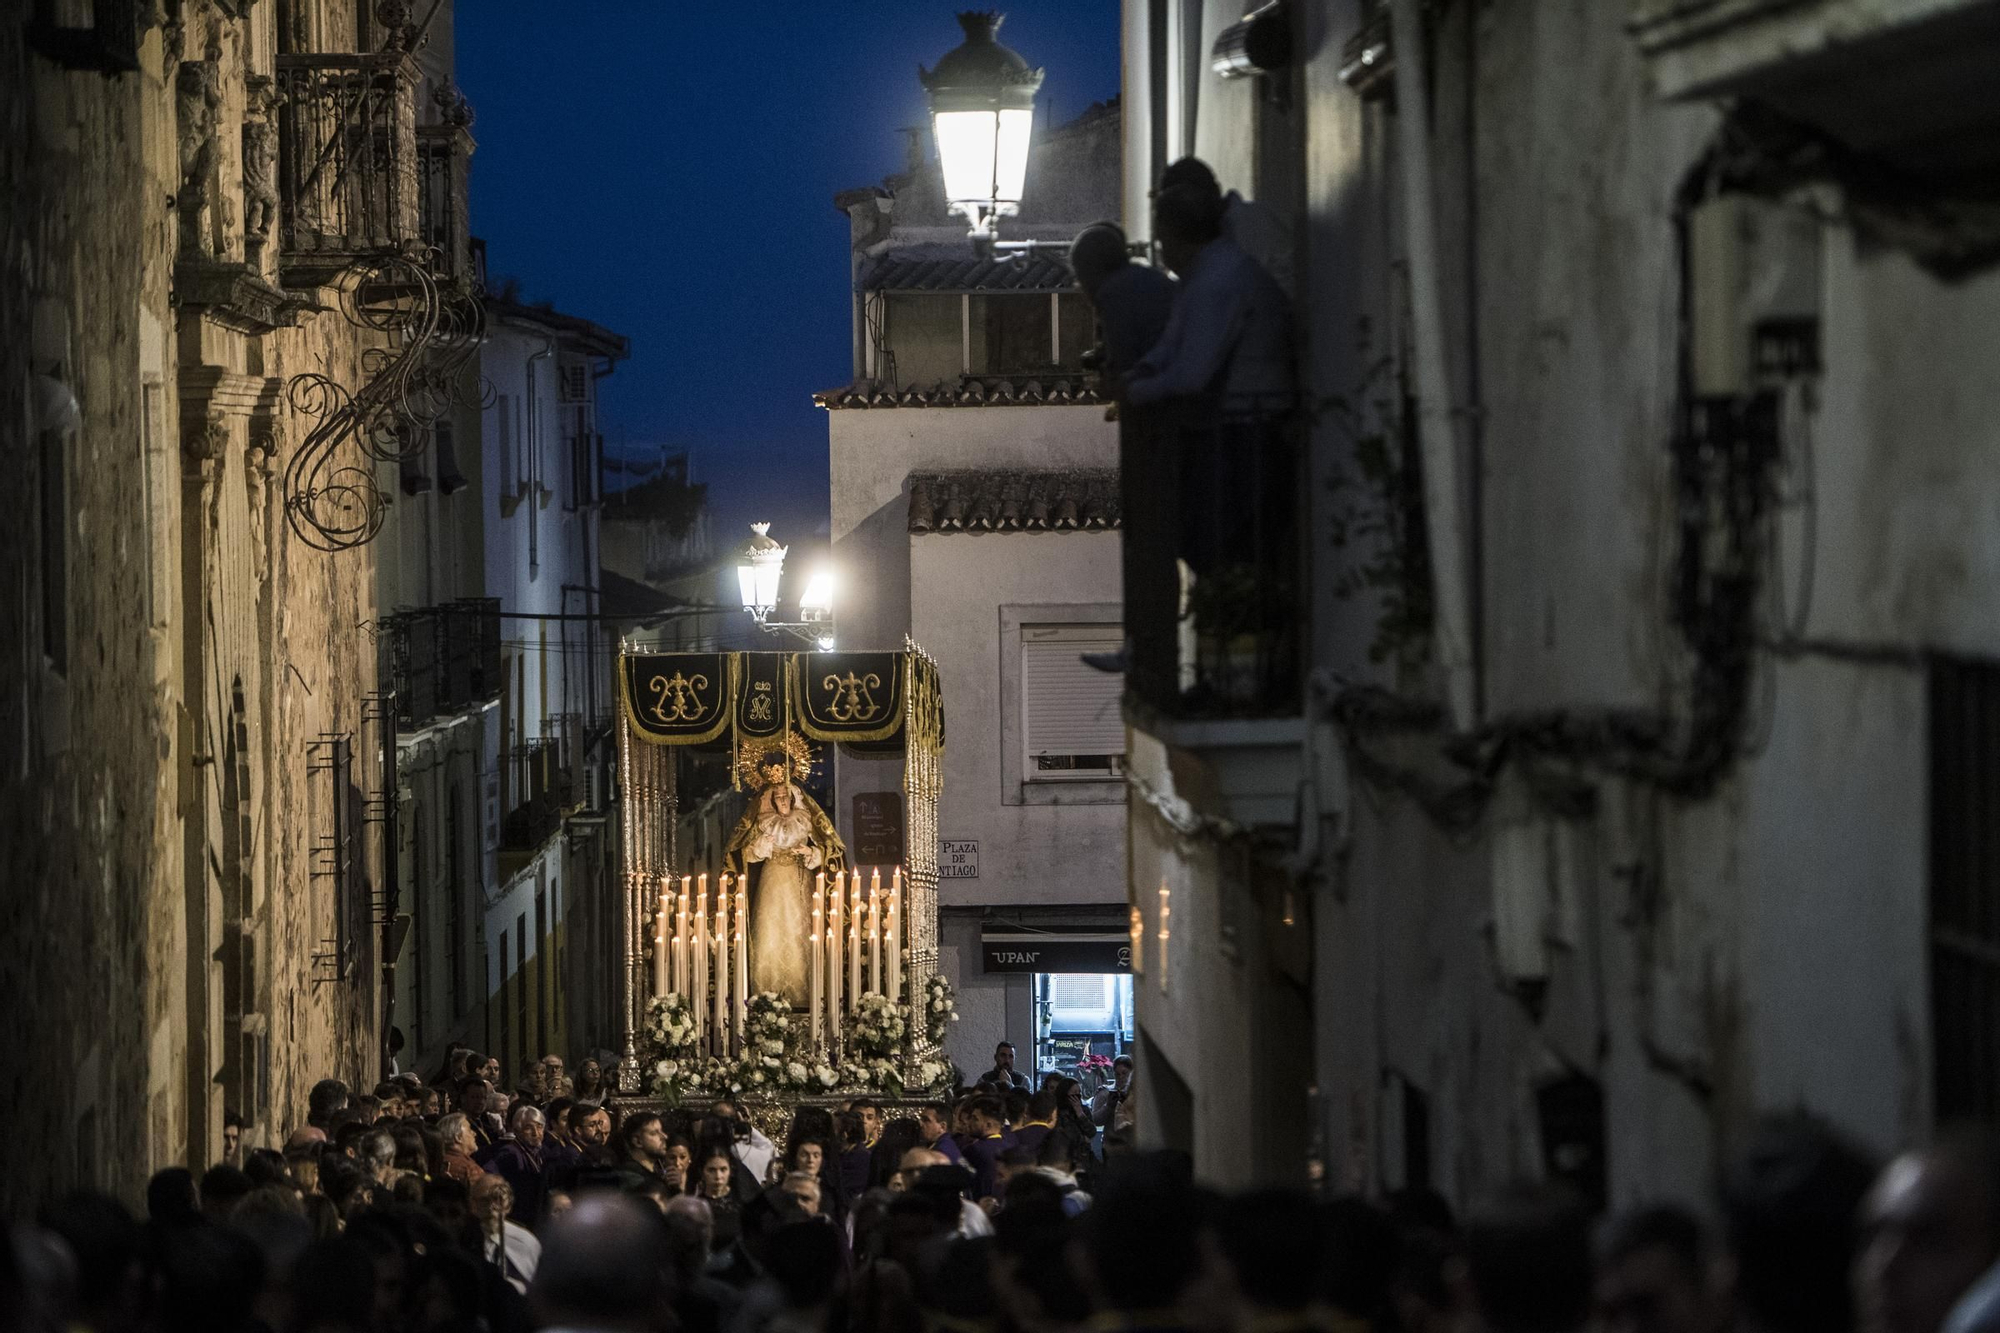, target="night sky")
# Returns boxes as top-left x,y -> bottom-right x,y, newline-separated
456,3 -> 1123,550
